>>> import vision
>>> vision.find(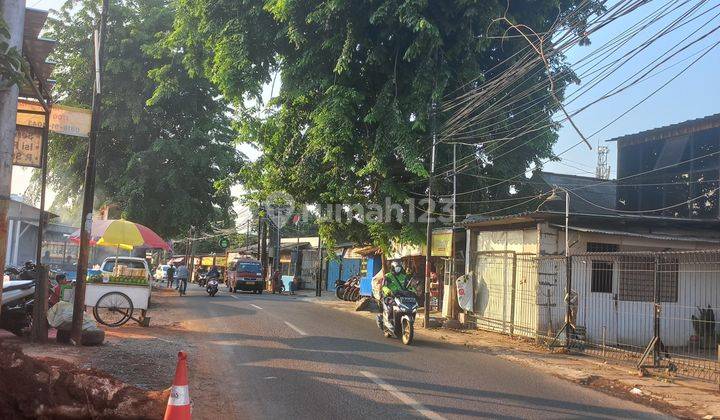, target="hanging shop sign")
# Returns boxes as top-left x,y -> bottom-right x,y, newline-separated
431,230 -> 453,257
16,100 -> 92,137
201,256 -> 227,266
12,125 -> 43,167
